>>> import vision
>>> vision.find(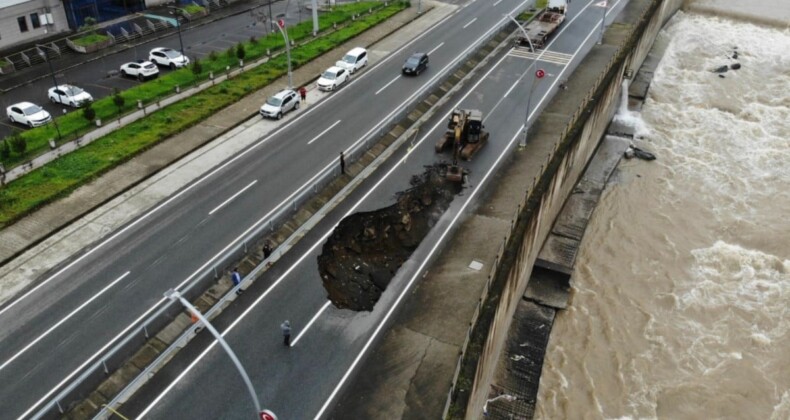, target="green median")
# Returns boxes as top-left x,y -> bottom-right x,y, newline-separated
0,1 -> 410,227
